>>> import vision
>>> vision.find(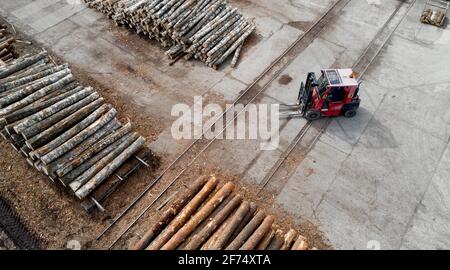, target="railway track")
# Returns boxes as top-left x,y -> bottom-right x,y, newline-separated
99,0 -> 415,249
255,0 -> 416,195
97,0 -> 353,246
